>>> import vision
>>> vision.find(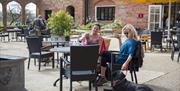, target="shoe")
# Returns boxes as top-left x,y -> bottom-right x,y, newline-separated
96,76 -> 108,86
